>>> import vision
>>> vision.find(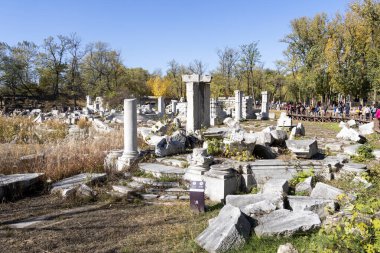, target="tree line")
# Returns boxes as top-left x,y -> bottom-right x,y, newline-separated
1,0 -> 379,107
152,0 -> 380,105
